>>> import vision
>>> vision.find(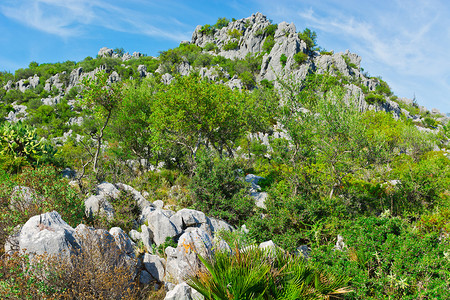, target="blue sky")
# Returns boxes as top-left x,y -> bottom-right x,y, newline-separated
1,0 -> 449,113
